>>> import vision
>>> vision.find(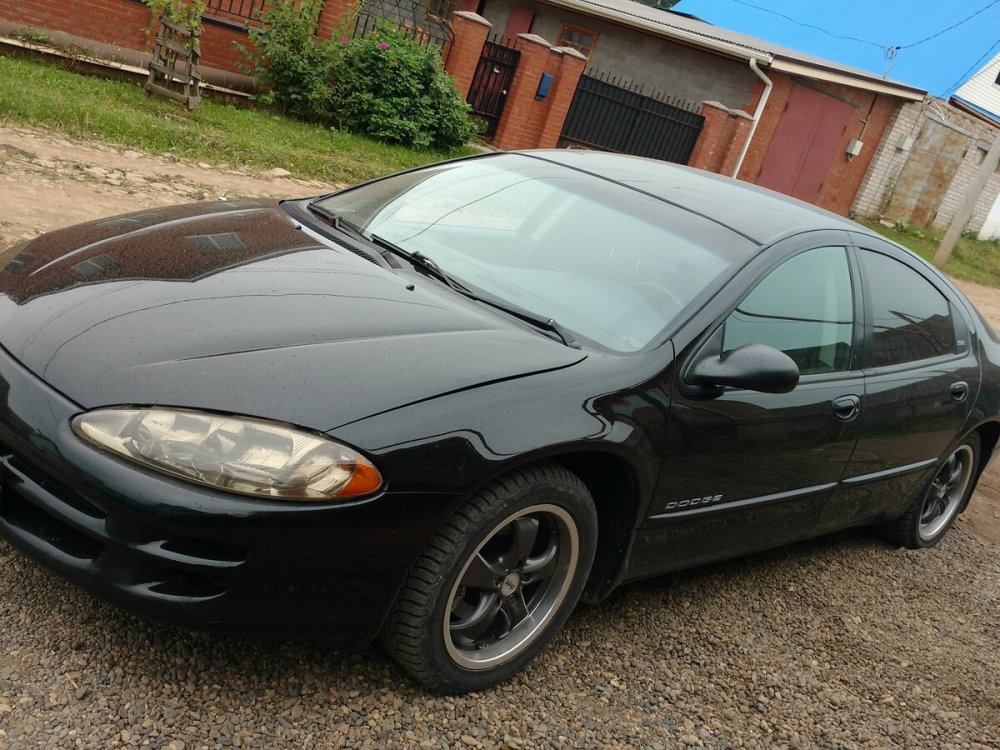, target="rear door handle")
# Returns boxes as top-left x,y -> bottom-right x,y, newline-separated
950,381 -> 969,403
832,395 -> 861,422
